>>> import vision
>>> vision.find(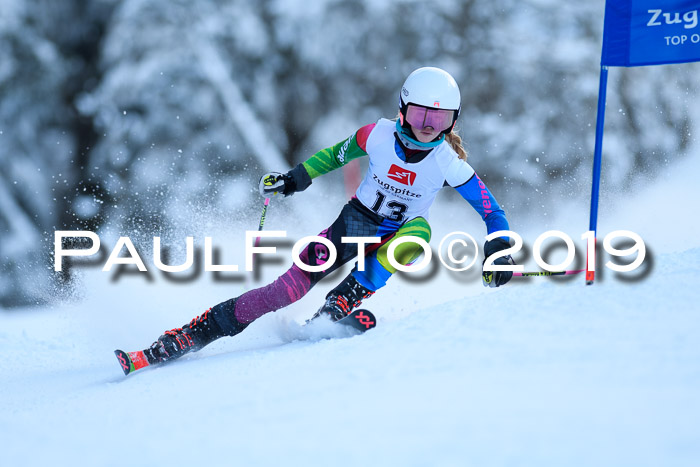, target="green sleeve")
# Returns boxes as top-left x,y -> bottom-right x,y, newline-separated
302,132 -> 368,179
